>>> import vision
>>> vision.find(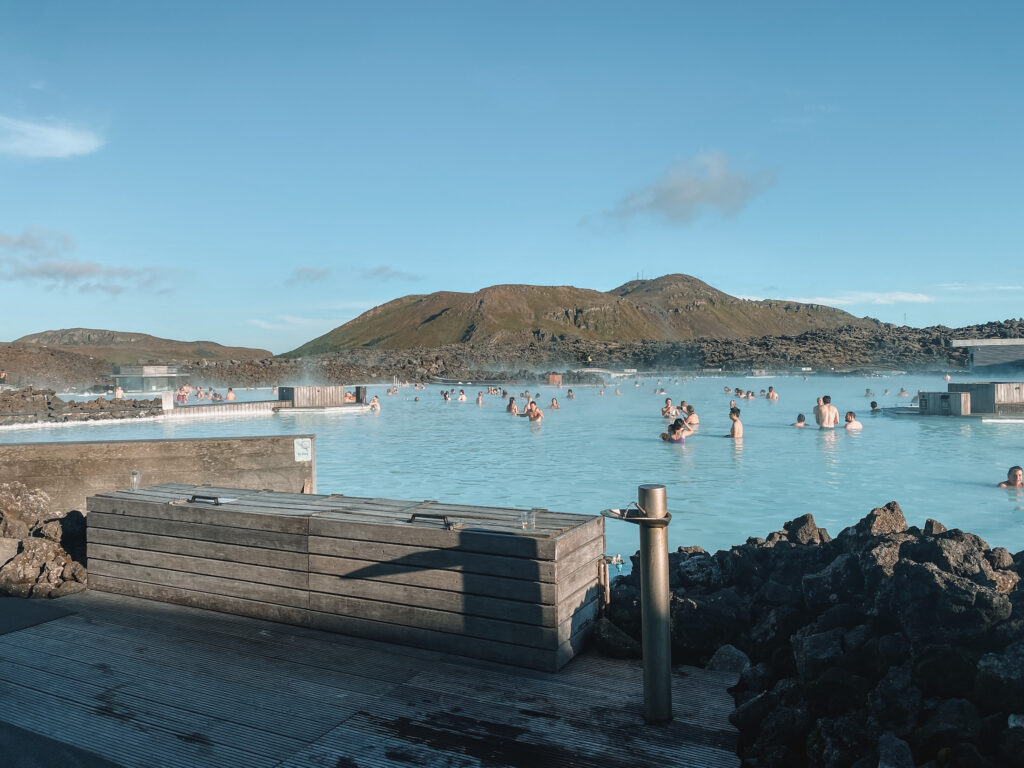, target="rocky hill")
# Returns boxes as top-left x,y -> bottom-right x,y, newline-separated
283,275 -> 873,356
0,343 -> 112,390
14,329 -> 271,366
